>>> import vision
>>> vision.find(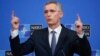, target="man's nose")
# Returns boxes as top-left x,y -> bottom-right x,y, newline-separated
47,12 -> 51,17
